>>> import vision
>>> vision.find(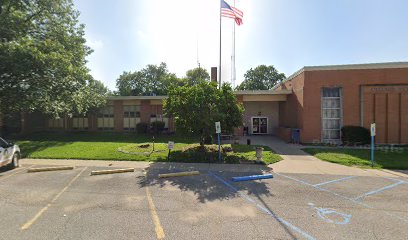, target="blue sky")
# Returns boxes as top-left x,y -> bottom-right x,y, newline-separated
74,0 -> 408,90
